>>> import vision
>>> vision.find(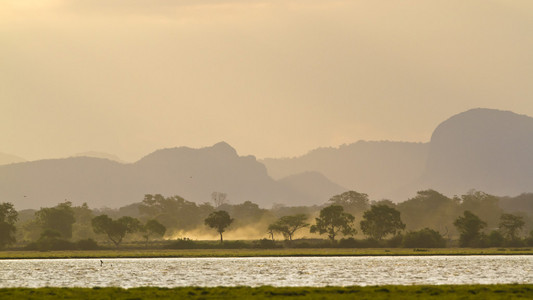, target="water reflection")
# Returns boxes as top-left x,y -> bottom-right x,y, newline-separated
1,256 -> 532,288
